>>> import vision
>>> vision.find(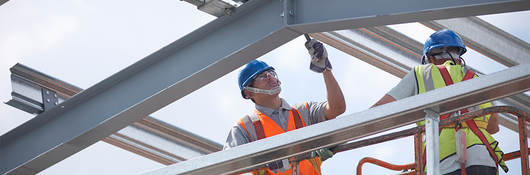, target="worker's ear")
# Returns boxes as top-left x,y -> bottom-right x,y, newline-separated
427,55 -> 436,64
243,90 -> 253,99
